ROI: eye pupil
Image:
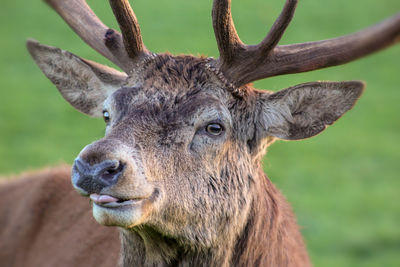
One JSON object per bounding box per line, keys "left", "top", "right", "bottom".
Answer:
{"left": 206, "top": 123, "right": 223, "bottom": 136}
{"left": 103, "top": 111, "right": 110, "bottom": 123}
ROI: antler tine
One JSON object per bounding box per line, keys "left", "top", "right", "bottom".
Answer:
{"left": 109, "top": 0, "right": 149, "bottom": 60}
{"left": 44, "top": 0, "right": 133, "bottom": 72}
{"left": 212, "top": 0, "right": 244, "bottom": 65}
{"left": 257, "top": 0, "right": 298, "bottom": 55}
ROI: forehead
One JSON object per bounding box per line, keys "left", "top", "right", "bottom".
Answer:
{"left": 138, "top": 54, "right": 216, "bottom": 92}
{"left": 110, "top": 54, "right": 233, "bottom": 113}
{"left": 105, "top": 55, "right": 240, "bottom": 126}
{"left": 111, "top": 86, "right": 228, "bottom": 120}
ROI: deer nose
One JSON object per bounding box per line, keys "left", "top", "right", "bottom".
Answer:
{"left": 72, "top": 158, "right": 125, "bottom": 194}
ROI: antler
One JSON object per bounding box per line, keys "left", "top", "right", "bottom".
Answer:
{"left": 212, "top": 0, "right": 400, "bottom": 87}
{"left": 44, "top": 0, "right": 151, "bottom": 72}
{"left": 108, "top": 0, "right": 148, "bottom": 59}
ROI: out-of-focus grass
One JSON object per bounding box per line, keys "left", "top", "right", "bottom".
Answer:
{"left": 0, "top": 0, "right": 399, "bottom": 266}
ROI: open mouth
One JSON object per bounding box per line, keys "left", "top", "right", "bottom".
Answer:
{"left": 89, "top": 190, "right": 159, "bottom": 227}
{"left": 90, "top": 193, "right": 144, "bottom": 208}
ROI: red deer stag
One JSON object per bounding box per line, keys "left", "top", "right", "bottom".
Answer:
{"left": 1, "top": 0, "right": 399, "bottom": 266}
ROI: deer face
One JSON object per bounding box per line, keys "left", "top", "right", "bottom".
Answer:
{"left": 28, "top": 41, "right": 364, "bottom": 246}
{"left": 71, "top": 56, "right": 252, "bottom": 243}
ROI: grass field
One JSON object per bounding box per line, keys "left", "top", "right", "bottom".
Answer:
{"left": 1, "top": 0, "right": 399, "bottom": 266}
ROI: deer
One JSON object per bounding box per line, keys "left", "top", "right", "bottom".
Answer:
{"left": 0, "top": 0, "right": 399, "bottom": 266}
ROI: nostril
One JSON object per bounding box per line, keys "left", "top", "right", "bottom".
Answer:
{"left": 99, "top": 161, "right": 125, "bottom": 184}
{"left": 104, "top": 169, "right": 116, "bottom": 175}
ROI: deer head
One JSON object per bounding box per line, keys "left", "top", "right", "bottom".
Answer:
{"left": 27, "top": 0, "right": 400, "bottom": 265}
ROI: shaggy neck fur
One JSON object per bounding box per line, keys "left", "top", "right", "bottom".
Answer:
{"left": 118, "top": 167, "right": 310, "bottom": 267}
{"left": 120, "top": 229, "right": 228, "bottom": 266}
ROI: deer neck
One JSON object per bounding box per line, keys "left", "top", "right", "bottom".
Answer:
{"left": 119, "top": 227, "right": 232, "bottom": 267}
{"left": 118, "top": 170, "right": 310, "bottom": 267}
{"left": 119, "top": 227, "right": 179, "bottom": 267}
{"left": 230, "top": 170, "right": 311, "bottom": 266}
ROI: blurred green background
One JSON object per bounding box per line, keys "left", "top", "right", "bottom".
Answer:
{"left": 0, "top": 0, "right": 399, "bottom": 266}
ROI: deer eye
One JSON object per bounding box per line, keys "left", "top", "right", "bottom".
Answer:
{"left": 103, "top": 110, "right": 110, "bottom": 123}
{"left": 206, "top": 123, "right": 223, "bottom": 136}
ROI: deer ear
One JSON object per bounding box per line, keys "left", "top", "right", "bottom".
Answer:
{"left": 27, "top": 40, "right": 128, "bottom": 117}
{"left": 257, "top": 81, "right": 365, "bottom": 140}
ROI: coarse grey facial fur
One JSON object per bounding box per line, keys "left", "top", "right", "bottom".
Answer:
{"left": 25, "top": 0, "right": 400, "bottom": 266}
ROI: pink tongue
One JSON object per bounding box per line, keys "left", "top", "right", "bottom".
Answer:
{"left": 90, "top": 193, "right": 119, "bottom": 203}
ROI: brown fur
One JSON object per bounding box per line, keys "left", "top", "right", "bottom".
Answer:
{"left": 231, "top": 169, "right": 310, "bottom": 266}
{"left": 0, "top": 166, "right": 120, "bottom": 267}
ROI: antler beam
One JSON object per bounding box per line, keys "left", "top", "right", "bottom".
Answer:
{"left": 212, "top": 0, "right": 400, "bottom": 87}
{"left": 44, "top": 0, "right": 133, "bottom": 71}
{"left": 44, "top": 0, "right": 151, "bottom": 72}
{"left": 270, "top": 14, "right": 400, "bottom": 78}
